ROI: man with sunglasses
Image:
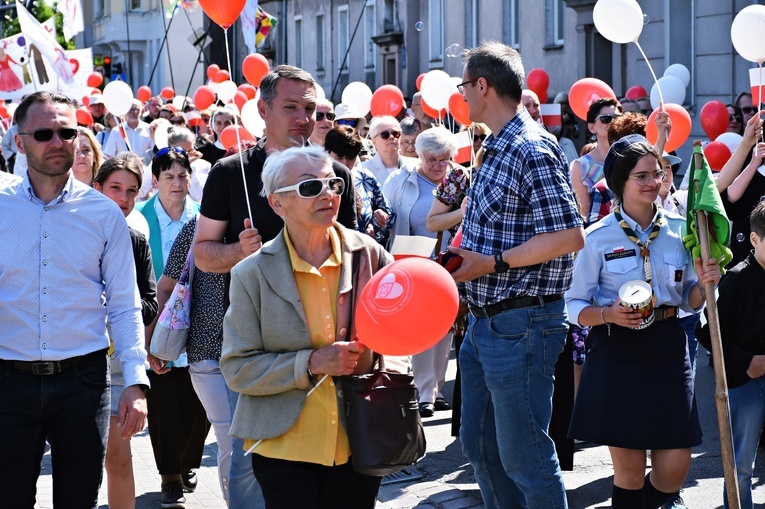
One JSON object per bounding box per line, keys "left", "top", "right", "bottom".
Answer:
{"left": 0, "top": 92, "right": 150, "bottom": 506}
{"left": 449, "top": 42, "right": 584, "bottom": 509}
{"left": 194, "top": 65, "right": 357, "bottom": 509}
{"left": 103, "top": 98, "right": 153, "bottom": 157}
{"left": 308, "top": 99, "right": 335, "bottom": 147}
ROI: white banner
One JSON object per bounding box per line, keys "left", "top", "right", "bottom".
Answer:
{"left": 16, "top": 1, "right": 74, "bottom": 83}
{"left": 56, "top": 0, "right": 85, "bottom": 42}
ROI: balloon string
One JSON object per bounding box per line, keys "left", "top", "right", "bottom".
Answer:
{"left": 759, "top": 63, "right": 763, "bottom": 144}
{"left": 118, "top": 118, "right": 133, "bottom": 153}
{"left": 635, "top": 41, "right": 664, "bottom": 110}
{"left": 243, "top": 374, "right": 328, "bottom": 456}
{"left": 223, "top": 27, "right": 254, "bottom": 226}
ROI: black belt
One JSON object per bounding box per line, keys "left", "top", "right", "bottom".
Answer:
{"left": 653, "top": 306, "right": 678, "bottom": 322}
{"left": 469, "top": 294, "right": 563, "bottom": 319}
{"left": 0, "top": 348, "right": 108, "bottom": 376}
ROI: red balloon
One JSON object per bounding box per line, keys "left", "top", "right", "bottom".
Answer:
{"left": 699, "top": 100, "right": 730, "bottom": 141}
{"left": 538, "top": 90, "right": 548, "bottom": 104}
{"left": 420, "top": 98, "right": 443, "bottom": 120}
{"left": 219, "top": 124, "right": 255, "bottom": 150}
{"left": 161, "top": 87, "right": 175, "bottom": 100}
{"left": 81, "top": 95, "right": 90, "bottom": 106}
{"left": 197, "top": 0, "right": 246, "bottom": 29}
{"left": 448, "top": 92, "right": 471, "bottom": 126}
{"left": 704, "top": 141, "right": 732, "bottom": 171}
{"left": 242, "top": 53, "right": 270, "bottom": 87}
{"left": 207, "top": 64, "right": 220, "bottom": 80}
{"left": 193, "top": 85, "right": 216, "bottom": 111}
{"left": 416, "top": 73, "right": 426, "bottom": 91}
{"left": 238, "top": 83, "right": 257, "bottom": 100}
{"left": 86, "top": 72, "right": 103, "bottom": 88}
{"left": 645, "top": 104, "right": 692, "bottom": 153}
{"left": 355, "top": 258, "right": 459, "bottom": 356}
{"left": 526, "top": 68, "right": 550, "bottom": 98}
{"left": 0, "top": 106, "right": 8, "bottom": 118}
{"left": 76, "top": 107, "right": 94, "bottom": 126}
{"left": 569, "top": 78, "right": 617, "bottom": 121}
{"left": 137, "top": 85, "right": 152, "bottom": 103}
{"left": 625, "top": 85, "right": 648, "bottom": 101}
{"left": 370, "top": 85, "right": 405, "bottom": 117}
{"left": 91, "top": 88, "right": 102, "bottom": 96}
{"left": 233, "top": 91, "right": 248, "bottom": 112}
{"left": 213, "top": 70, "right": 230, "bottom": 83}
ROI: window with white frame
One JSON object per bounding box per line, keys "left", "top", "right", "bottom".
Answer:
{"left": 467, "top": 0, "right": 479, "bottom": 49}
{"left": 338, "top": 5, "right": 350, "bottom": 73}
{"left": 294, "top": 17, "right": 303, "bottom": 69}
{"left": 428, "top": 0, "right": 443, "bottom": 63}
{"left": 316, "top": 14, "right": 325, "bottom": 71}
{"left": 504, "top": 0, "right": 519, "bottom": 48}
{"left": 129, "top": 0, "right": 142, "bottom": 12}
{"left": 545, "top": 0, "right": 564, "bottom": 47}
{"left": 94, "top": 0, "right": 104, "bottom": 17}
{"left": 365, "top": 2, "right": 376, "bottom": 70}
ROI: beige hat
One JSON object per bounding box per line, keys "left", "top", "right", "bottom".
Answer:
{"left": 334, "top": 103, "right": 367, "bottom": 129}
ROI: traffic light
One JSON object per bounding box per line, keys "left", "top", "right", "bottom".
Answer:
{"left": 103, "top": 56, "right": 111, "bottom": 77}
{"left": 114, "top": 62, "right": 123, "bottom": 75}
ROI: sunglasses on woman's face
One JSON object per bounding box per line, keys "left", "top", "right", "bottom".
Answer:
{"left": 741, "top": 106, "right": 758, "bottom": 115}
{"left": 375, "top": 130, "right": 401, "bottom": 140}
{"left": 273, "top": 177, "right": 345, "bottom": 198}
{"left": 596, "top": 114, "right": 621, "bottom": 124}
{"left": 473, "top": 134, "right": 487, "bottom": 143}
{"left": 336, "top": 119, "right": 358, "bottom": 127}
{"left": 729, "top": 115, "right": 743, "bottom": 123}
{"left": 316, "top": 112, "right": 336, "bottom": 122}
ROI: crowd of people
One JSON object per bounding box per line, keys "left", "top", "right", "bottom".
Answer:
{"left": 2, "top": 39, "right": 765, "bottom": 509}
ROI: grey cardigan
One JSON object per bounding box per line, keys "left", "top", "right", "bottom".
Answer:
{"left": 220, "top": 224, "right": 393, "bottom": 441}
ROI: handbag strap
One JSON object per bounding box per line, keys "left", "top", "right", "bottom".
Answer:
{"left": 179, "top": 215, "right": 200, "bottom": 286}
{"left": 350, "top": 249, "right": 385, "bottom": 372}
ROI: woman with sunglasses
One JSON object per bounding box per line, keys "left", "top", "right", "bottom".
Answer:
{"left": 308, "top": 99, "right": 336, "bottom": 147}
{"left": 220, "top": 145, "right": 393, "bottom": 509}
{"left": 383, "top": 126, "right": 457, "bottom": 417}
{"left": 138, "top": 146, "right": 210, "bottom": 508}
{"left": 569, "top": 98, "right": 622, "bottom": 226}
{"left": 93, "top": 153, "right": 158, "bottom": 509}
{"left": 565, "top": 134, "right": 721, "bottom": 508}
{"left": 362, "top": 115, "right": 417, "bottom": 187}
{"left": 727, "top": 104, "right": 745, "bottom": 135}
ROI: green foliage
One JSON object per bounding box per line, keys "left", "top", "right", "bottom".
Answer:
{"left": 1, "top": 0, "right": 75, "bottom": 49}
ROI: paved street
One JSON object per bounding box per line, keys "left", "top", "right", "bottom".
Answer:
{"left": 34, "top": 348, "right": 765, "bottom": 508}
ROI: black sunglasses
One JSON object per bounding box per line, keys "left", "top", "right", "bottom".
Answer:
{"left": 273, "top": 177, "right": 345, "bottom": 198}
{"left": 596, "top": 114, "right": 621, "bottom": 124}
{"left": 155, "top": 146, "right": 187, "bottom": 158}
{"left": 316, "top": 112, "right": 336, "bottom": 122}
{"left": 336, "top": 118, "right": 358, "bottom": 127}
{"left": 741, "top": 106, "right": 758, "bottom": 115}
{"left": 376, "top": 130, "right": 401, "bottom": 140}
{"left": 18, "top": 128, "right": 79, "bottom": 142}
{"left": 473, "top": 134, "right": 487, "bottom": 143}
{"left": 729, "top": 114, "right": 743, "bottom": 123}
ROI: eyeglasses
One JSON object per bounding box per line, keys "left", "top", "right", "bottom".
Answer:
{"left": 742, "top": 106, "right": 758, "bottom": 115}
{"left": 375, "top": 130, "right": 401, "bottom": 140}
{"left": 729, "top": 115, "right": 743, "bottom": 123}
{"left": 628, "top": 170, "right": 667, "bottom": 187}
{"left": 457, "top": 77, "right": 480, "bottom": 93}
{"left": 18, "top": 128, "right": 79, "bottom": 142}
{"left": 336, "top": 118, "right": 358, "bottom": 127}
{"left": 273, "top": 177, "right": 345, "bottom": 198}
{"left": 400, "top": 140, "right": 416, "bottom": 147}
{"left": 473, "top": 134, "right": 487, "bottom": 143}
{"left": 155, "top": 146, "right": 187, "bottom": 158}
{"left": 596, "top": 114, "right": 621, "bottom": 124}
{"left": 316, "top": 112, "right": 336, "bottom": 122}
{"left": 424, "top": 156, "right": 451, "bottom": 167}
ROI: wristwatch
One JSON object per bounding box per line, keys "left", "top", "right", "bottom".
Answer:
{"left": 494, "top": 252, "right": 510, "bottom": 273}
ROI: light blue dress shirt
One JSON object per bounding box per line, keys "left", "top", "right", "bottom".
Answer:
{"left": 565, "top": 207, "right": 700, "bottom": 327}
{"left": 0, "top": 173, "right": 149, "bottom": 388}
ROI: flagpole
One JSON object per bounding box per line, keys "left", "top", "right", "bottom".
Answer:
{"left": 692, "top": 140, "right": 740, "bottom": 509}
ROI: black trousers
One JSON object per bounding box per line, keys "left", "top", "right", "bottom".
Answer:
{"left": 251, "top": 454, "right": 382, "bottom": 509}
{"left": 146, "top": 367, "right": 210, "bottom": 474}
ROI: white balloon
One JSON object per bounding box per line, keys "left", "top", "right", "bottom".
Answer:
{"left": 663, "top": 63, "right": 690, "bottom": 88}
{"left": 341, "top": 82, "right": 373, "bottom": 117}
{"left": 593, "top": 0, "right": 644, "bottom": 44}
{"left": 102, "top": 81, "right": 134, "bottom": 116}
{"left": 217, "top": 80, "right": 238, "bottom": 103}
{"left": 650, "top": 75, "right": 686, "bottom": 109}
{"left": 241, "top": 99, "right": 265, "bottom": 138}
{"left": 315, "top": 83, "right": 326, "bottom": 101}
{"left": 731, "top": 5, "right": 765, "bottom": 63}
{"left": 715, "top": 132, "right": 743, "bottom": 155}
{"left": 420, "top": 70, "right": 457, "bottom": 111}
{"left": 154, "top": 124, "right": 170, "bottom": 149}
{"left": 172, "top": 95, "right": 191, "bottom": 111}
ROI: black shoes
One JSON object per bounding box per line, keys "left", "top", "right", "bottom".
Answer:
{"left": 418, "top": 402, "right": 435, "bottom": 417}
{"left": 434, "top": 396, "right": 452, "bottom": 411}
{"left": 160, "top": 480, "right": 186, "bottom": 508}
{"left": 181, "top": 469, "right": 197, "bottom": 492}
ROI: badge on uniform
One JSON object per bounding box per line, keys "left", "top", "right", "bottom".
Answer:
{"left": 604, "top": 248, "right": 637, "bottom": 262}
{"left": 674, "top": 269, "right": 683, "bottom": 283}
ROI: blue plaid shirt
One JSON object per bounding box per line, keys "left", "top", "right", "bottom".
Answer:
{"left": 461, "top": 108, "right": 583, "bottom": 307}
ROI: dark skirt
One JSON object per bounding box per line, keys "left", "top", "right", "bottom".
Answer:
{"left": 568, "top": 318, "right": 701, "bottom": 450}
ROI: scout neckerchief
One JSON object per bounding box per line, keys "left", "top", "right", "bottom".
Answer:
{"left": 612, "top": 204, "right": 663, "bottom": 285}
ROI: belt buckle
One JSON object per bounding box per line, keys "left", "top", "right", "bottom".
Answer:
{"left": 31, "top": 362, "right": 57, "bottom": 375}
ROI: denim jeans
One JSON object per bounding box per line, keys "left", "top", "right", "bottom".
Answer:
{"left": 190, "top": 360, "right": 233, "bottom": 504}
{"left": 724, "top": 377, "right": 765, "bottom": 509}
{"left": 0, "top": 355, "right": 110, "bottom": 508}
{"left": 460, "top": 298, "right": 569, "bottom": 509}
{"left": 226, "top": 383, "right": 265, "bottom": 509}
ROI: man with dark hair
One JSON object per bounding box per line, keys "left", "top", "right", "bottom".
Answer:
{"left": 193, "top": 65, "right": 357, "bottom": 509}
{"left": 449, "top": 42, "right": 584, "bottom": 509}
{"left": 0, "top": 91, "right": 149, "bottom": 507}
